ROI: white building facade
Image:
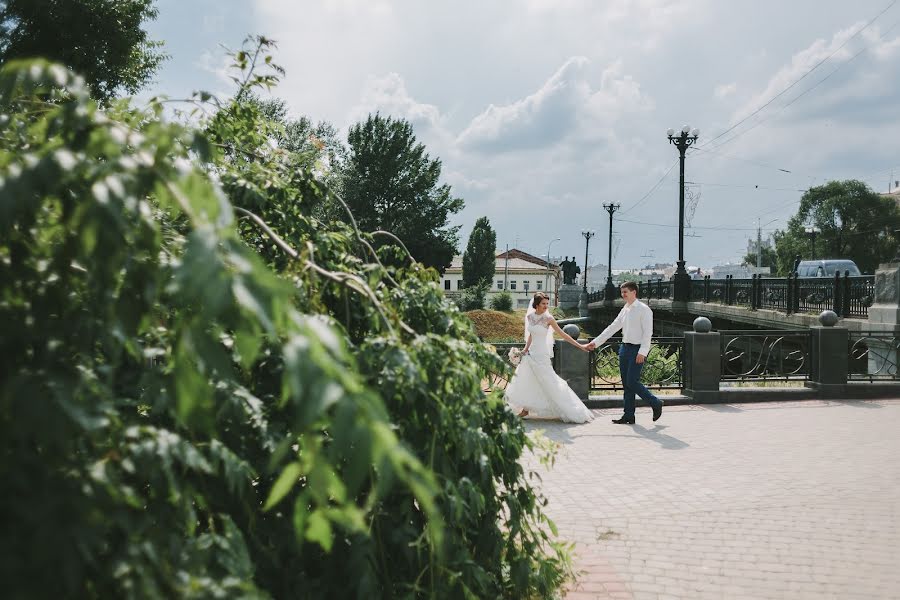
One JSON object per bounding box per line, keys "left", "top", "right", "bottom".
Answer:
{"left": 441, "top": 249, "right": 561, "bottom": 308}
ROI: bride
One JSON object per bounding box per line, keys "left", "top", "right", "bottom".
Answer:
{"left": 505, "top": 292, "right": 595, "bottom": 423}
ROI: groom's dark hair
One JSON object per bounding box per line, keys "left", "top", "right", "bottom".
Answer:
{"left": 620, "top": 281, "right": 638, "bottom": 293}
{"left": 531, "top": 292, "right": 549, "bottom": 308}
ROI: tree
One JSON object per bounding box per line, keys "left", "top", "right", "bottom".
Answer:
{"left": 0, "top": 51, "right": 572, "bottom": 598}
{"left": 0, "top": 0, "right": 166, "bottom": 103}
{"left": 773, "top": 180, "right": 900, "bottom": 275}
{"left": 341, "top": 114, "right": 464, "bottom": 272}
{"left": 462, "top": 216, "right": 496, "bottom": 288}
{"left": 455, "top": 280, "right": 490, "bottom": 311}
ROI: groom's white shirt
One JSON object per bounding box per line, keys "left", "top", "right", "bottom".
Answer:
{"left": 590, "top": 299, "right": 653, "bottom": 357}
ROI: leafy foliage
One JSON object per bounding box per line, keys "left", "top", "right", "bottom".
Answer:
{"left": 455, "top": 280, "right": 490, "bottom": 312}
{"left": 462, "top": 216, "right": 497, "bottom": 288}
{"left": 595, "top": 344, "right": 680, "bottom": 386}
{"left": 0, "top": 0, "right": 166, "bottom": 103}
{"left": 341, "top": 114, "right": 464, "bottom": 273}
{"left": 772, "top": 180, "right": 900, "bottom": 274}
{"left": 0, "top": 47, "right": 571, "bottom": 599}
{"left": 490, "top": 290, "right": 514, "bottom": 312}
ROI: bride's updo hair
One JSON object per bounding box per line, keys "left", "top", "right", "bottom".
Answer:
{"left": 531, "top": 292, "right": 549, "bottom": 309}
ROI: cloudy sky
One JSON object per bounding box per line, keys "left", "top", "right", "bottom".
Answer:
{"left": 147, "top": 0, "right": 900, "bottom": 269}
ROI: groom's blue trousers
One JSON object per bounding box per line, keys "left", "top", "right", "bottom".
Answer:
{"left": 618, "top": 343, "right": 662, "bottom": 419}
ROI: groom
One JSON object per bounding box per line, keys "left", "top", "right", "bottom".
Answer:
{"left": 584, "top": 281, "right": 663, "bottom": 424}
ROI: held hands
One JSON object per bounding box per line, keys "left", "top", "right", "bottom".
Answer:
{"left": 583, "top": 341, "right": 596, "bottom": 351}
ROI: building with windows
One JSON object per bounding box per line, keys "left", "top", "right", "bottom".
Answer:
{"left": 441, "top": 248, "right": 561, "bottom": 308}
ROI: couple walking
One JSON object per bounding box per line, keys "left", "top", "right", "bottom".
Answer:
{"left": 505, "top": 282, "right": 663, "bottom": 425}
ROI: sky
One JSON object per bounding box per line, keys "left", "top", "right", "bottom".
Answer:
{"left": 145, "top": 0, "right": 900, "bottom": 269}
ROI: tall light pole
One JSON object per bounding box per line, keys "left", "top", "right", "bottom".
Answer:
{"left": 805, "top": 226, "right": 819, "bottom": 260}
{"left": 667, "top": 124, "right": 700, "bottom": 301}
{"left": 545, "top": 237, "right": 560, "bottom": 298}
{"left": 603, "top": 203, "right": 620, "bottom": 301}
{"left": 580, "top": 230, "right": 596, "bottom": 292}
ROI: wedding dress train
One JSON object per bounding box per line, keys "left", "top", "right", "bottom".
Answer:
{"left": 505, "top": 311, "right": 594, "bottom": 424}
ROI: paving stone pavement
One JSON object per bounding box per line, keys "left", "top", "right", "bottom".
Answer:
{"left": 521, "top": 399, "right": 900, "bottom": 600}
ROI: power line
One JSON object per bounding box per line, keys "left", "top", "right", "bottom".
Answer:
{"left": 617, "top": 217, "right": 776, "bottom": 231}
{"left": 620, "top": 160, "right": 678, "bottom": 215}
{"left": 697, "top": 0, "right": 896, "bottom": 151}
{"left": 709, "top": 16, "right": 900, "bottom": 151}
{"left": 684, "top": 180, "right": 807, "bottom": 192}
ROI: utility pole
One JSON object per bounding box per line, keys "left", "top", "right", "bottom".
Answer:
{"left": 757, "top": 218, "right": 762, "bottom": 268}
{"left": 503, "top": 243, "right": 509, "bottom": 290}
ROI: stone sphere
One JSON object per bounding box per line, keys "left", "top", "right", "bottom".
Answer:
{"left": 693, "top": 316, "right": 712, "bottom": 333}
{"left": 563, "top": 324, "right": 581, "bottom": 338}
{"left": 818, "top": 310, "right": 839, "bottom": 327}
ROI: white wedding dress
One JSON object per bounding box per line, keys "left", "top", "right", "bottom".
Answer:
{"left": 505, "top": 310, "right": 594, "bottom": 423}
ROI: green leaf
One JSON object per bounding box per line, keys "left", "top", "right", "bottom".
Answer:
{"left": 305, "top": 510, "right": 333, "bottom": 552}
{"left": 263, "top": 461, "right": 302, "bottom": 511}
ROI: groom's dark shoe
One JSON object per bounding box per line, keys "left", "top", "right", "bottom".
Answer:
{"left": 612, "top": 416, "right": 635, "bottom": 424}
{"left": 652, "top": 400, "right": 663, "bottom": 422}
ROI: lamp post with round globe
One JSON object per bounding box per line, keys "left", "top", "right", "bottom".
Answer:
{"left": 667, "top": 125, "right": 700, "bottom": 301}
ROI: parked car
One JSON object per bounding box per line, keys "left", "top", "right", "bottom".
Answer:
{"left": 796, "top": 259, "right": 861, "bottom": 277}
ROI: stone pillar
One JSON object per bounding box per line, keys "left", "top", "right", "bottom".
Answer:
{"left": 808, "top": 310, "right": 848, "bottom": 396}
{"left": 555, "top": 325, "right": 590, "bottom": 400}
{"left": 683, "top": 317, "right": 720, "bottom": 402}
{"left": 578, "top": 289, "right": 589, "bottom": 317}
{"left": 557, "top": 283, "right": 582, "bottom": 310}
{"left": 866, "top": 261, "right": 900, "bottom": 375}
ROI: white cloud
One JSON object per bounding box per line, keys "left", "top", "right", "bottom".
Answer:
{"left": 347, "top": 72, "right": 442, "bottom": 130}
{"left": 456, "top": 57, "right": 652, "bottom": 152}
{"left": 714, "top": 82, "right": 737, "bottom": 99}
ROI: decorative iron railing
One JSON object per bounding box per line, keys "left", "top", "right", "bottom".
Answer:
{"left": 720, "top": 329, "right": 810, "bottom": 381}
{"left": 583, "top": 273, "right": 877, "bottom": 318}
{"left": 848, "top": 332, "right": 900, "bottom": 381}
{"left": 589, "top": 336, "right": 684, "bottom": 391}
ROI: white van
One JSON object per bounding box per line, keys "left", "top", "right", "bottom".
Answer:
{"left": 796, "top": 259, "right": 861, "bottom": 277}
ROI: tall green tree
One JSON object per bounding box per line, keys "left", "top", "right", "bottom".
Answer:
{"left": 773, "top": 180, "right": 900, "bottom": 274}
{"left": 0, "top": 0, "right": 166, "bottom": 102}
{"left": 462, "top": 216, "right": 497, "bottom": 288}
{"left": 341, "top": 114, "right": 464, "bottom": 272}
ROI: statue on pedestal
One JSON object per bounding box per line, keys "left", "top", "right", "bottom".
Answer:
{"left": 560, "top": 256, "right": 581, "bottom": 286}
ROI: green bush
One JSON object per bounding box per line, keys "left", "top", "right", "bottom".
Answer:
{"left": 455, "top": 279, "right": 489, "bottom": 311}
{"left": 0, "top": 53, "right": 571, "bottom": 599}
{"left": 490, "top": 290, "right": 513, "bottom": 311}
{"left": 594, "top": 343, "right": 681, "bottom": 386}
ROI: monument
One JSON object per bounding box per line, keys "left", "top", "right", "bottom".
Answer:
{"left": 558, "top": 256, "right": 582, "bottom": 310}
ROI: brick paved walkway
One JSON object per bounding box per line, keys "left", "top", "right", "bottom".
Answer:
{"left": 521, "top": 399, "right": 900, "bottom": 599}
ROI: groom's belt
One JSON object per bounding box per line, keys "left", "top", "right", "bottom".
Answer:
{"left": 621, "top": 342, "right": 641, "bottom": 347}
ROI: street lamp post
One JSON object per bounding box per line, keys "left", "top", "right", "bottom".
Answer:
{"left": 581, "top": 230, "right": 596, "bottom": 292}
{"left": 578, "top": 230, "right": 596, "bottom": 317}
{"left": 603, "top": 203, "right": 620, "bottom": 301}
{"left": 805, "top": 226, "right": 819, "bottom": 260}
{"left": 545, "top": 237, "right": 560, "bottom": 300}
{"left": 667, "top": 125, "right": 700, "bottom": 301}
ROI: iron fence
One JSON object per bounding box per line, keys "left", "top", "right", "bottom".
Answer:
{"left": 848, "top": 332, "right": 900, "bottom": 381}
{"left": 589, "top": 336, "right": 684, "bottom": 391}
{"left": 720, "top": 329, "right": 810, "bottom": 382}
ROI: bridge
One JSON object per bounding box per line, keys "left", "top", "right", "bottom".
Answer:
{"left": 491, "top": 265, "right": 900, "bottom": 403}
{"left": 586, "top": 272, "right": 877, "bottom": 332}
